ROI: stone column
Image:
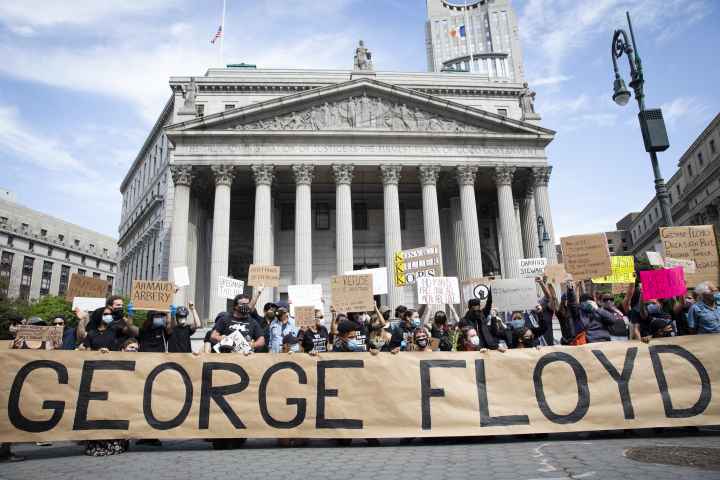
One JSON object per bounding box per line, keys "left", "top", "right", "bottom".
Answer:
{"left": 450, "top": 197, "right": 467, "bottom": 282}
{"left": 209, "top": 165, "right": 235, "bottom": 317}
{"left": 520, "top": 186, "right": 541, "bottom": 259}
{"left": 495, "top": 166, "right": 521, "bottom": 278}
{"left": 533, "top": 166, "right": 558, "bottom": 263}
{"left": 169, "top": 165, "right": 193, "bottom": 307}
{"left": 381, "top": 165, "right": 403, "bottom": 310}
{"left": 293, "top": 165, "right": 314, "bottom": 285}
{"left": 251, "top": 164, "right": 275, "bottom": 309}
{"left": 419, "top": 166, "right": 443, "bottom": 268}
{"left": 514, "top": 199, "right": 524, "bottom": 260}
{"left": 333, "top": 164, "right": 355, "bottom": 275}
{"left": 456, "top": 166, "right": 483, "bottom": 278}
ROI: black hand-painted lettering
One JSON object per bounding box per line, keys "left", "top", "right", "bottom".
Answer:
{"left": 8, "top": 360, "right": 68, "bottom": 433}
{"left": 533, "top": 352, "right": 590, "bottom": 424}
{"left": 475, "top": 359, "right": 529, "bottom": 427}
{"left": 73, "top": 360, "right": 136, "bottom": 430}
{"left": 592, "top": 347, "right": 637, "bottom": 420}
{"left": 316, "top": 360, "right": 363, "bottom": 429}
{"left": 199, "top": 362, "right": 249, "bottom": 429}
{"left": 143, "top": 362, "right": 193, "bottom": 430}
{"left": 649, "top": 344, "right": 711, "bottom": 418}
{"left": 259, "top": 362, "right": 307, "bottom": 429}
{"left": 420, "top": 359, "right": 466, "bottom": 430}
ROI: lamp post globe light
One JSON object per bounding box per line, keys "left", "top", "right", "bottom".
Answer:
{"left": 611, "top": 11, "right": 674, "bottom": 227}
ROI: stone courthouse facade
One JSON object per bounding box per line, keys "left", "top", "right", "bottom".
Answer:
{"left": 118, "top": 5, "right": 558, "bottom": 319}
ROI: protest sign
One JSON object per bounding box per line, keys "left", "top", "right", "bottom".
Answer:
{"left": 417, "top": 277, "right": 460, "bottom": 305}
{"left": 331, "top": 274, "right": 374, "bottom": 312}
{"left": 64, "top": 274, "right": 109, "bottom": 302}
{"left": 345, "top": 267, "right": 388, "bottom": 295}
{"left": 461, "top": 277, "right": 493, "bottom": 306}
{"left": 173, "top": 266, "right": 190, "bottom": 287}
{"left": 560, "top": 233, "right": 612, "bottom": 280}
{"left": 2, "top": 336, "right": 717, "bottom": 442}
{"left": 646, "top": 251, "right": 664, "bottom": 266}
{"left": 663, "top": 257, "right": 697, "bottom": 274}
{"left": 490, "top": 278, "right": 537, "bottom": 312}
{"left": 248, "top": 265, "right": 280, "bottom": 288}
{"left": 640, "top": 267, "right": 687, "bottom": 301}
{"left": 660, "top": 225, "right": 720, "bottom": 286}
{"left": 217, "top": 277, "right": 244, "bottom": 300}
{"left": 591, "top": 256, "right": 636, "bottom": 284}
{"left": 130, "top": 280, "right": 174, "bottom": 311}
{"left": 288, "top": 284, "right": 323, "bottom": 310}
{"left": 294, "top": 306, "right": 316, "bottom": 328}
{"left": 518, "top": 258, "right": 548, "bottom": 279}
{"left": 394, "top": 246, "right": 441, "bottom": 286}
{"left": 14, "top": 326, "right": 63, "bottom": 349}
{"left": 611, "top": 284, "right": 632, "bottom": 295}
{"left": 71, "top": 297, "right": 106, "bottom": 313}
{"left": 544, "top": 263, "right": 571, "bottom": 284}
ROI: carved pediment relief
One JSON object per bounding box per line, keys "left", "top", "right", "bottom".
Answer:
{"left": 231, "top": 95, "right": 493, "bottom": 133}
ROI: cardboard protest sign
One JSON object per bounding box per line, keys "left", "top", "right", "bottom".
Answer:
{"left": 560, "top": 233, "right": 612, "bottom": 280}
{"left": 544, "top": 263, "right": 571, "bottom": 284}
{"left": 288, "top": 284, "right": 323, "bottom": 309}
{"left": 591, "top": 256, "right": 636, "bottom": 284}
{"left": 217, "top": 277, "right": 244, "bottom": 300}
{"left": 331, "top": 274, "right": 374, "bottom": 312}
{"left": 646, "top": 251, "right": 664, "bottom": 266}
{"left": 490, "top": 278, "right": 538, "bottom": 312}
{"left": 131, "top": 280, "right": 174, "bottom": 311}
{"left": 14, "top": 326, "right": 63, "bottom": 349}
{"left": 247, "top": 265, "right": 280, "bottom": 288}
{"left": 640, "top": 267, "right": 687, "bottom": 301}
{"left": 71, "top": 297, "right": 106, "bottom": 313}
{"left": 64, "top": 274, "right": 109, "bottom": 302}
{"left": 2, "top": 336, "right": 718, "bottom": 442}
{"left": 663, "top": 257, "right": 697, "bottom": 274}
{"left": 660, "top": 225, "right": 720, "bottom": 286}
{"left": 417, "top": 277, "right": 460, "bottom": 305}
{"left": 345, "top": 267, "right": 388, "bottom": 295}
{"left": 294, "top": 306, "right": 316, "bottom": 328}
{"left": 394, "top": 246, "right": 441, "bottom": 286}
{"left": 518, "top": 258, "right": 548, "bottom": 279}
{"left": 173, "top": 266, "right": 191, "bottom": 287}
{"left": 461, "top": 277, "right": 493, "bottom": 306}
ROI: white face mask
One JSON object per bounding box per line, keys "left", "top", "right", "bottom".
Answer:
{"left": 318, "top": 318, "right": 327, "bottom": 327}
{"left": 177, "top": 316, "right": 187, "bottom": 325}
{"left": 360, "top": 314, "right": 370, "bottom": 323}
{"left": 470, "top": 336, "right": 480, "bottom": 346}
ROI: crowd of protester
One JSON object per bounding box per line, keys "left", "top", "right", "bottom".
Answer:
{"left": 2, "top": 277, "right": 719, "bottom": 460}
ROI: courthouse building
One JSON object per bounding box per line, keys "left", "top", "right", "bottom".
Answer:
{"left": 0, "top": 195, "right": 118, "bottom": 300}
{"left": 118, "top": 1, "right": 558, "bottom": 319}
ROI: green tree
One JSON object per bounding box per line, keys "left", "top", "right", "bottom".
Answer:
{"left": 28, "top": 296, "right": 77, "bottom": 326}
{"left": 0, "top": 297, "right": 31, "bottom": 340}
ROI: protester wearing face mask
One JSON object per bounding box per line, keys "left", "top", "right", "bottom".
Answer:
{"left": 649, "top": 317, "right": 677, "bottom": 339}
{"left": 687, "top": 282, "right": 720, "bottom": 334}
{"left": 348, "top": 311, "right": 371, "bottom": 351}
{"left": 80, "top": 307, "right": 124, "bottom": 351}
{"left": 413, "top": 328, "right": 433, "bottom": 352}
{"left": 598, "top": 294, "right": 630, "bottom": 341}
{"left": 102, "top": 295, "right": 139, "bottom": 341}
{"left": 671, "top": 294, "right": 695, "bottom": 336}
{"left": 577, "top": 293, "right": 616, "bottom": 343}
{"left": 389, "top": 309, "right": 422, "bottom": 353}
{"left": 430, "top": 310, "right": 460, "bottom": 352}
{"left": 269, "top": 308, "right": 296, "bottom": 353}
{"left": 458, "top": 290, "right": 506, "bottom": 352}
{"left": 256, "top": 302, "right": 278, "bottom": 353}
{"left": 300, "top": 309, "right": 330, "bottom": 355}
{"left": 281, "top": 333, "right": 301, "bottom": 353}
{"left": 210, "top": 294, "right": 266, "bottom": 353}
{"left": 332, "top": 319, "right": 363, "bottom": 352}
{"left": 367, "top": 305, "right": 392, "bottom": 352}
{"left": 139, "top": 311, "right": 172, "bottom": 353}
{"left": 167, "top": 304, "right": 201, "bottom": 353}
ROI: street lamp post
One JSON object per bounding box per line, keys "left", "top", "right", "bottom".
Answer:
{"left": 611, "top": 11, "right": 673, "bottom": 227}
{"left": 537, "top": 216, "right": 550, "bottom": 258}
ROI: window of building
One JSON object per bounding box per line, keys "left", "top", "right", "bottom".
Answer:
{"left": 106, "top": 276, "right": 114, "bottom": 296}
{"left": 315, "top": 203, "right": 330, "bottom": 230}
{"left": 81, "top": 255, "right": 86, "bottom": 265}
{"left": 698, "top": 152, "right": 704, "bottom": 166}
{"left": 497, "top": 108, "right": 507, "bottom": 116}
{"left": 92, "top": 272, "right": 101, "bottom": 279}
{"left": 103, "top": 248, "right": 108, "bottom": 255}
{"left": 196, "top": 104, "right": 205, "bottom": 117}
{"left": 609, "top": 247, "right": 615, "bottom": 253}
{"left": 47, "top": 247, "right": 53, "bottom": 257}
{"left": 40, "top": 229, "right": 47, "bottom": 237}
{"left": 0, "top": 216, "right": 7, "bottom": 225}
{"left": 0, "top": 251, "right": 14, "bottom": 297}
{"left": 353, "top": 203, "right": 368, "bottom": 231}
{"left": 77, "top": 269, "right": 86, "bottom": 276}
{"left": 676, "top": 185, "right": 681, "bottom": 196}
{"left": 19, "top": 256, "right": 34, "bottom": 301}
{"left": 74, "top": 239, "right": 80, "bottom": 247}
{"left": 688, "top": 164, "right": 693, "bottom": 177}
{"left": 58, "top": 234, "right": 64, "bottom": 242}
{"left": 608, "top": 239, "right": 614, "bottom": 245}
{"left": 6, "top": 236, "right": 12, "bottom": 247}
{"left": 711, "top": 139, "right": 717, "bottom": 155}
{"left": 280, "top": 204, "right": 295, "bottom": 231}
{"left": 40, "top": 261, "right": 53, "bottom": 296}
{"left": 225, "top": 104, "right": 235, "bottom": 110}
{"left": 28, "top": 241, "right": 34, "bottom": 252}
{"left": 96, "top": 259, "right": 100, "bottom": 268}
{"left": 65, "top": 251, "right": 70, "bottom": 260}
{"left": 21, "top": 223, "right": 28, "bottom": 231}
{"left": 89, "top": 243, "right": 95, "bottom": 250}
{"left": 58, "top": 265, "right": 70, "bottom": 297}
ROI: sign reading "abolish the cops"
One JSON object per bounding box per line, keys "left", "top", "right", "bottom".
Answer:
{"left": 0, "top": 336, "right": 717, "bottom": 442}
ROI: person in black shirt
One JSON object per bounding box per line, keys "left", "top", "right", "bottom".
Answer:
{"left": 168, "top": 304, "right": 201, "bottom": 353}
{"left": 81, "top": 308, "right": 125, "bottom": 352}
{"left": 389, "top": 309, "right": 422, "bottom": 352}
{"left": 300, "top": 309, "right": 330, "bottom": 354}
{"left": 211, "top": 294, "right": 266, "bottom": 353}
{"left": 332, "top": 319, "right": 362, "bottom": 352}
{"left": 254, "top": 301, "right": 277, "bottom": 353}
{"left": 139, "top": 311, "right": 171, "bottom": 353}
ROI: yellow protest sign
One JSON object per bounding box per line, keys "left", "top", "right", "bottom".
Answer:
{"left": 591, "top": 256, "right": 636, "bottom": 284}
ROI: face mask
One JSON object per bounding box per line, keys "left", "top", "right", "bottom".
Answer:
{"left": 360, "top": 314, "right": 370, "bottom": 323}
{"left": 318, "top": 318, "right": 327, "bottom": 327}
{"left": 266, "top": 311, "right": 276, "bottom": 320}
{"left": 412, "top": 317, "right": 421, "bottom": 328}
{"left": 290, "top": 344, "right": 300, "bottom": 353}
{"left": 511, "top": 318, "right": 524, "bottom": 329}
{"left": 646, "top": 304, "right": 661, "bottom": 316}
{"left": 346, "top": 339, "right": 361, "bottom": 351}
{"left": 236, "top": 304, "right": 250, "bottom": 316}
{"left": 177, "top": 316, "right": 187, "bottom": 325}
{"left": 416, "top": 338, "right": 429, "bottom": 348}
{"left": 152, "top": 316, "right": 165, "bottom": 328}
{"left": 470, "top": 336, "right": 480, "bottom": 346}
{"left": 102, "top": 315, "right": 114, "bottom": 325}
{"left": 112, "top": 308, "right": 123, "bottom": 320}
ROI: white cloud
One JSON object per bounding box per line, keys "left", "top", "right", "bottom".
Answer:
{"left": 529, "top": 74, "right": 572, "bottom": 87}
{"left": 660, "top": 96, "right": 708, "bottom": 125}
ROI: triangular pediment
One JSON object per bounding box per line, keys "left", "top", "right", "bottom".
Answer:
{"left": 166, "top": 77, "right": 554, "bottom": 139}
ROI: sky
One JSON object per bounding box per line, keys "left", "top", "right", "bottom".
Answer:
{"left": 0, "top": 0, "right": 718, "bottom": 240}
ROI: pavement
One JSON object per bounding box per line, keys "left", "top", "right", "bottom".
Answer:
{"left": 2, "top": 428, "right": 720, "bottom": 480}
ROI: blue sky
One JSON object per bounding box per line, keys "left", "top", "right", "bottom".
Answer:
{"left": 0, "top": 0, "right": 718, "bottom": 240}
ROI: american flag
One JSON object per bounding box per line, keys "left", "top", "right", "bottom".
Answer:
{"left": 210, "top": 25, "right": 223, "bottom": 44}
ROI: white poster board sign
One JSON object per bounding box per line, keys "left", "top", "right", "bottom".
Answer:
{"left": 490, "top": 278, "right": 538, "bottom": 312}
{"left": 518, "top": 258, "right": 548, "bottom": 279}
{"left": 288, "top": 284, "right": 323, "bottom": 310}
{"left": 344, "top": 267, "right": 388, "bottom": 295}
{"left": 217, "top": 276, "right": 244, "bottom": 300}
{"left": 173, "top": 266, "right": 191, "bottom": 287}
{"left": 664, "top": 257, "right": 697, "bottom": 274}
{"left": 646, "top": 251, "right": 664, "bottom": 266}
{"left": 417, "top": 277, "right": 460, "bottom": 305}
{"left": 72, "top": 297, "right": 107, "bottom": 312}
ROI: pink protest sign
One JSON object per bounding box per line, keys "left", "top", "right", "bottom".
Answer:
{"left": 640, "top": 267, "right": 687, "bottom": 301}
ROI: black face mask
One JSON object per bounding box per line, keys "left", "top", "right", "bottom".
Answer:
{"left": 235, "top": 304, "right": 250, "bottom": 317}
{"left": 111, "top": 308, "right": 124, "bottom": 320}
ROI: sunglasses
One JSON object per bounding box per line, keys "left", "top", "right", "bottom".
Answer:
{"left": 53, "top": 322, "right": 64, "bottom": 326}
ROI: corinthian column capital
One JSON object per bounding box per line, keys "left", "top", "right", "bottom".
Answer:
{"left": 211, "top": 165, "right": 235, "bottom": 187}
{"left": 532, "top": 166, "right": 553, "bottom": 187}
{"left": 380, "top": 165, "right": 402, "bottom": 186}
{"left": 332, "top": 164, "right": 355, "bottom": 185}
{"left": 251, "top": 164, "right": 275, "bottom": 186}
{"left": 456, "top": 165, "right": 478, "bottom": 187}
{"left": 493, "top": 166, "right": 516, "bottom": 186}
{"left": 418, "top": 165, "right": 441, "bottom": 186}
{"left": 292, "top": 164, "right": 315, "bottom": 186}
{"left": 170, "top": 165, "right": 193, "bottom": 187}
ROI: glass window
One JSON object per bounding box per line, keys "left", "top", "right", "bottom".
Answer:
{"left": 0, "top": 251, "right": 14, "bottom": 297}
{"left": 92, "top": 272, "right": 101, "bottom": 279}
{"left": 40, "top": 261, "right": 53, "bottom": 296}
{"left": 196, "top": 104, "right": 205, "bottom": 117}
{"left": 688, "top": 164, "right": 693, "bottom": 177}
{"left": 58, "top": 265, "right": 70, "bottom": 297}
{"left": 7, "top": 235, "right": 12, "bottom": 246}
{"left": 698, "top": 152, "right": 704, "bottom": 166}
{"left": 28, "top": 241, "right": 34, "bottom": 252}
{"left": 225, "top": 104, "right": 235, "bottom": 110}
{"left": 74, "top": 239, "right": 80, "bottom": 246}
{"left": 106, "top": 276, "right": 114, "bottom": 296}
{"left": 58, "top": 234, "right": 64, "bottom": 242}
{"left": 353, "top": 203, "right": 368, "bottom": 231}
{"left": 315, "top": 203, "right": 330, "bottom": 230}
{"left": 497, "top": 108, "right": 507, "bottom": 116}
{"left": 711, "top": 139, "right": 717, "bottom": 154}
{"left": 40, "top": 229, "right": 47, "bottom": 237}
{"left": 19, "top": 256, "right": 34, "bottom": 300}
{"left": 77, "top": 269, "right": 86, "bottom": 276}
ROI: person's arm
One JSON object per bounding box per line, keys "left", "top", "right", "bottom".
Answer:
{"left": 622, "top": 283, "right": 635, "bottom": 313}
{"left": 165, "top": 312, "right": 174, "bottom": 336}
{"left": 330, "top": 306, "right": 338, "bottom": 336}
{"left": 373, "top": 305, "right": 387, "bottom": 327}
{"left": 189, "top": 302, "right": 202, "bottom": 330}
{"left": 388, "top": 327, "right": 403, "bottom": 352}
{"left": 420, "top": 304, "right": 431, "bottom": 325}
{"left": 595, "top": 307, "right": 617, "bottom": 327}
{"left": 252, "top": 321, "right": 266, "bottom": 350}
{"left": 249, "top": 287, "right": 263, "bottom": 311}
{"left": 447, "top": 305, "right": 460, "bottom": 325}
{"left": 75, "top": 308, "right": 89, "bottom": 342}
{"left": 546, "top": 282, "right": 559, "bottom": 313}
{"left": 123, "top": 316, "right": 140, "bottom": 338}
{"left": 210, "top": 318, "right": 225, "bottom": 343}
{"left": 483, "top": 289, "right": 493, "bottom": 317}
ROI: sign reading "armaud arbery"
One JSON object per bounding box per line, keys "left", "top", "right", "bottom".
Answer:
{"left": 1, "top": 337, "right": 717, "bottom": 442}
{"left": 131, "top": 280, "right": 174, "bottom": 311}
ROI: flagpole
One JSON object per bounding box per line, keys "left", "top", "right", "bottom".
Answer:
{"left": 219, "top": 0, "right": 226, "bottom": 67}
{"left": 463, "top": 0, "right": 475, "bottom": 72}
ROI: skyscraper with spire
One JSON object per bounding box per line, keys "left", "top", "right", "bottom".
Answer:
{"left": 425, "top": 0, "right": 524, "bottom": 81}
